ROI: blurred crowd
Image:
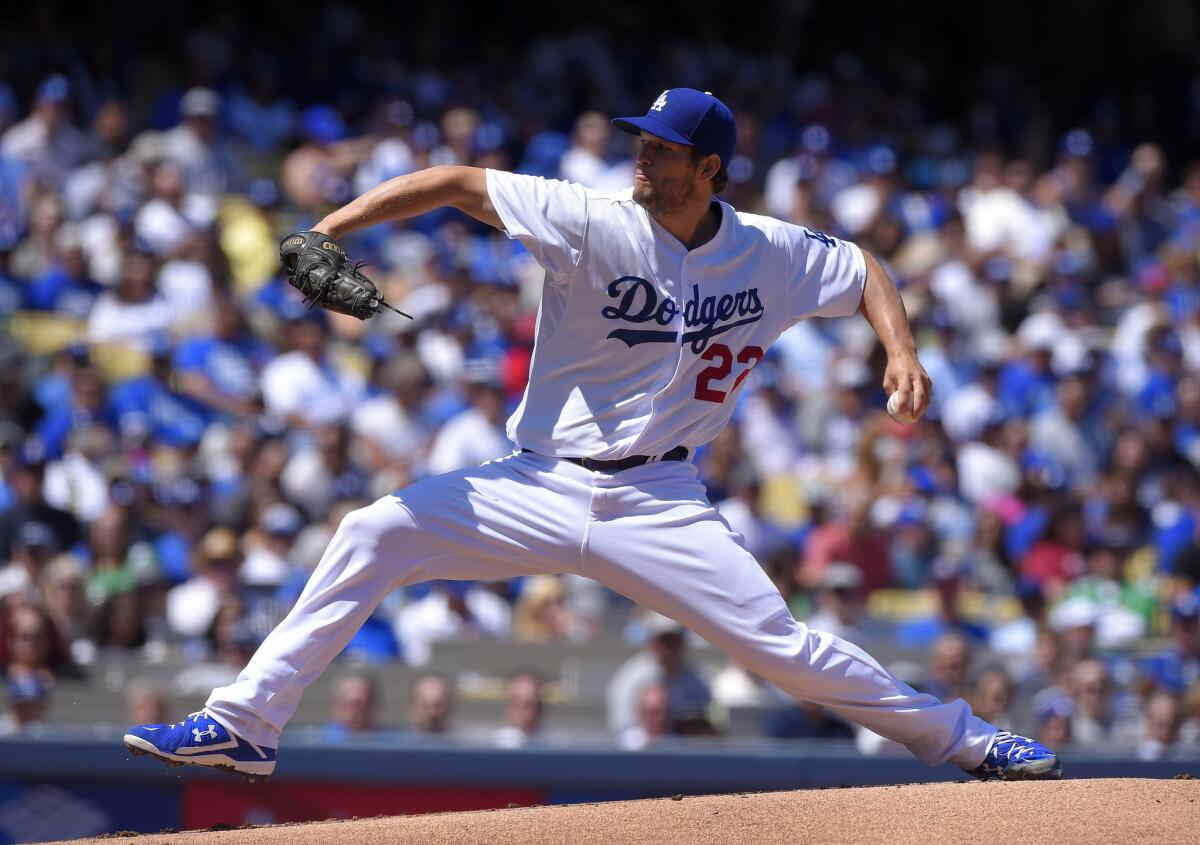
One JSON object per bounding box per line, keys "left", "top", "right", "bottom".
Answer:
{"left": 0, "top": 11, "right": 1199, "bottom": 760}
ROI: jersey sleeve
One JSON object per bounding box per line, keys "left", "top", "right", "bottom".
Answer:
{"left": 786, "top": 226, "right": 867, "bottom": 323}
{"left": 486, "top": 169, "right": 588, "bottom": 279}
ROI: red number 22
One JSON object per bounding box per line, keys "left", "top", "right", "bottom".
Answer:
{"left": 694, "top": 344, "right": 763, "bottom": 403}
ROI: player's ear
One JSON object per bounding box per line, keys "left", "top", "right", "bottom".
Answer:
{"left": 699, "top": 153, "right": 721, "bottom": 183}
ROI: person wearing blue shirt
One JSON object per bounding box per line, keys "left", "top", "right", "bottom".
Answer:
{"left": 150, "top": 477, "right": 208, "bottom": 584}
{"left": 110, "top": 343, "right": 211, "bottom": 449}
{"left": 173, "top": 289, "right": 274, "bottom": 419}
{"left": 26, "top": 227, "right": 103, "bottom": 320}
{"left": 35, "top": 362, "right": 116, "bottom": 461}
{"left": 1137, "top": 593, "right": 1200, "bottom": 693}
{"left": 996, "top": 354, "right": 1057, "bottom": 420}
{"left": 1136, "top": 327, "right": 1183, "bottom": 421}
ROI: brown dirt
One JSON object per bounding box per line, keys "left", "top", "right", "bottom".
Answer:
{"left": 55, "top": 778, "right": 1200, "bottom": 845}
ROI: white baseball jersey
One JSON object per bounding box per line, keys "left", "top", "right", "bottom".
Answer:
{"left": 485, "top": 169, "right": 866, "bottom": 459}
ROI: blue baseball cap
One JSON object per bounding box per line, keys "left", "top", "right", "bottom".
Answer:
{"left": 301, "top": 105, "right": 346, "bottom": 145}
{"left": 37, "top": 74, "right": 70, "bottom": 104}
{"left": 612, "top": 88, "right": 736, "bottom": 168}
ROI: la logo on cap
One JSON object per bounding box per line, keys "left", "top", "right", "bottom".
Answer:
{"left": 651, "top": 91, "right": 668, "bottom": 112}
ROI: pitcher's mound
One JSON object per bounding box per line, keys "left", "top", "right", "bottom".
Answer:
{"left": 60, "top": 777, "right": 1199, "bottom": 845}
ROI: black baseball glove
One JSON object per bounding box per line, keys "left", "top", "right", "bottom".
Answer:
{"left": 279, "top": 231, "right": 410, "bottom": 321}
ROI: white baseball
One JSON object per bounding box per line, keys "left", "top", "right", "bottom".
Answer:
{"left": 887, "top": 390, "right": 918, "bottom": 425}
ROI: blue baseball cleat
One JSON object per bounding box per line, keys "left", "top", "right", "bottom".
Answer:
{"left": 124, "top": 710, "right": 276, "bottom": 781}
{"left": 967, "top": 730, "right": 1062, "bottom": 781}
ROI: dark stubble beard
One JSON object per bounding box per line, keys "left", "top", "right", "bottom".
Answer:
{"left": 633, "top": 172, "right": 696, "bottom": 216}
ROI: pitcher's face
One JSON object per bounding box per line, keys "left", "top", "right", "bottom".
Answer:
{"left": 632, "top": 132, "right": 701, "bottom": 215}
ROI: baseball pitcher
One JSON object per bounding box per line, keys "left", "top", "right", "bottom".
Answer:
{"left": 125, "top": 89, "right": 1061, "bottom": 782}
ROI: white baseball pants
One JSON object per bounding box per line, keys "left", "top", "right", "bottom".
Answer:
{"left": 207, "top": 451, "right": 994, "bottom": 768}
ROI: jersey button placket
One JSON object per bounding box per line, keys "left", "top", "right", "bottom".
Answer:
{"left": 667, "top": 257, "right": 693, "bottom": 382}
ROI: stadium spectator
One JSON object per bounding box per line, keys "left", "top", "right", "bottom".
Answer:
{"left": 804, "top": 562, "right": 869, "bottom": 645}
{"left": 34, "top": 361, "right": 114, "bottom": 463}
{"left": 161, "top": 87, "right": 240, "bottom": 200}
{"left": 1020, "top": 503, "right": 1089, "bottom": 600}
{"left": 134, "top": 161, "right": 193, "bottom": 258}
{"left": 110, "top": 340, "right": 211, "bottom": 450}
{"left": 125, "top": 680, "right": 168, "bottom": 726}
{"left": 1136, "top": 691, "right": 1186, "bottom": 761}
{"left": 349, "top": 352, "right": 432, "bottom": 467}
{"left": 714, "top": 467, "right": 793, "bottom": 564}
{"left": 956, "top": 416, "right": 1022, "bottom": 505}
{"left": 172, "top": 288, "right": 271, "bottom": 419}
{"left": 0, "top": 441, "right": 81, "bottom": 559}
{"left": 1066, "top": 659, "right": 1139, "bottom": 744}
{"left": 799, "top": 495, "right": 892, "bottom": 594}
{"left": 1058, "top": 545, "right": 1152, "bottom": 648}
{"left": 281, "top": 425, "right": 369, "bottom": 521}
{"left": 240, "top": 503, "right": 304, "bottom": 589}
{"left": 85, "top": 251, "right": 175, "bottom": 352}
{"left": 43, "top": 423, "right": 116, "bottom": 524}
{"left": 149, "top": 478, "right": 211, "bottom": 584}
{"left": 889, "top": 511, "right": 941, "bottom": 591}
{"left": 492, "top": 671, "right": 546, "bottom": 748}
{"left": 1036, "top": 697, "right": 1073, "bottom": 749}
{"left": 2, "top": 603, "right": 75, "bottom": 682}
{"left": 969, "top": 667, "right": 1014, "bottom": 730}
{"left": 259, "top": 312, "right": 365, "bottom": 428}
{"left": 93, "top": 588, "right": 156, "bottom": 659}
{"left": 158, "top": 231, "right": 219, "bottom": 331}
{"left": 617, "top": 682, "right": 672, "bottom": 751}
{"left": 408, "top": 672, "right": 453, "bottom": 735}
{"left": 512, "top": 575, "right": 586, "bottom": 643}
{"left": 1050, "top": 594, "right": 1103, "bottom": 665}
{"left": 560, "top": 111, "right": 628, "bottom": 191}
{"left": 280, "top": 105, "right": 361, "bottom": 211}
{"left": 922, "top": 631, "right": 972, "bottom": 703}
{"left": 85, "top": 506, "right": 160, "bottom": 607}
{"left": 895, "top": 557, "right": 989, "bottom": 648}
{"left": 1138, "top": 593, "right": 1200, "bottom": 694}
{"left": 607, "top": 614, "right": 712, "bottom": 737}
{"left": 26, "top": 224, "right": 103, "bottom": 319}
{"left": 227, "top": 68, "right": 296, "bottom": 158}
{"left": 1028, "top": 375, "right": 1105, "bottom": 487}
{"left": 963, "top": 505, "right": 1017, "bottom": 596}
{"left": 165, "top": 526, "right": 241, "bottom": 640}
{"left": 8, "top": 194, "right": 64, "bottom": 283}
{"left": 1, "top": 75, "right": 91, "bottom": 190}
{"left": 0, "top": 519, "right": 60, "bottom": 602}
{"left": 0, "top": 672, "right": 49, "bottom": 736}
{"left": 38, "top": 554, "right": 93, "bottom": 666}
{"left": 352, "top": 99, "right": 416, "bottom": 196}
{"left": 324, "top": 672, "right": 378, "bottom": 740}
{"left": 174, "top": 594, "right": 260, "bottom": 694}
{"left": 395, "top": 580, "right": 512, "bottom": 667}
{"left": 425, "top": 368, "right": 512, "bottom": 475}
{"left": 989, "top": 578, "right": 1046, "bottom": 656}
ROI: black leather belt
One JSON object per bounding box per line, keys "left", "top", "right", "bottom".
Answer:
{"left": 522, "top": 445, "right": 690, "bottom": 472}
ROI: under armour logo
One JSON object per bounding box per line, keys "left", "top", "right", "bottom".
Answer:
{"left": 192, "top": 725, "right": 219, "bottom": 742}
{"left": 650, "top": 91, "right": 669, "bottom": 112}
